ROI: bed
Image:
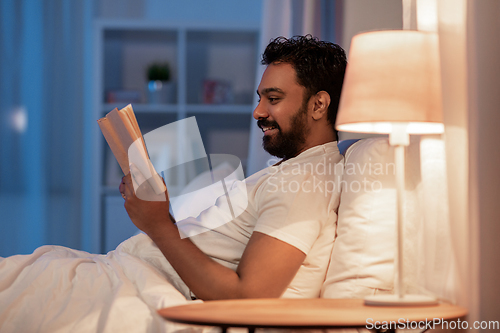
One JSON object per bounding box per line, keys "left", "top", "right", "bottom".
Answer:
{"left": 0, "top": 137, "right": 453, "bottom": 332}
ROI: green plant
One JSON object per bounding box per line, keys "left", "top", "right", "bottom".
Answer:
{"left": 147, "top": 62, "right": 171, "bottom": 81}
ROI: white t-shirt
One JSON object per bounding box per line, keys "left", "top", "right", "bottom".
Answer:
{"left": 181, "top": 141, "right": 344, "bottom": 298}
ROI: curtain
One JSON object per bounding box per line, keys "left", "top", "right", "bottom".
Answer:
{"left": 0, "top": 0, "right": 92, "bottom": 256}
{"left": 0, "top": 0, "right": 47, "bottom": 256}
{"left": 404, "top": 0, "right": 466, "bottom": 305}
{"left": 436, "top": 0, "right": 470, "bottom": 308}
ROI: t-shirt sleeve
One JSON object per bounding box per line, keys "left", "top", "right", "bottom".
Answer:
{"left": 252, "top": 171, "right": 328, "bottom": 255}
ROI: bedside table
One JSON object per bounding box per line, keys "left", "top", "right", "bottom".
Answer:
{"left": 158, "top": 298, "right": 468, "bottom": 332}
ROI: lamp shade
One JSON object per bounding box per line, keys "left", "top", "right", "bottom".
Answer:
{"left": 336, "top": 31, "right": 443, "bottom": 134}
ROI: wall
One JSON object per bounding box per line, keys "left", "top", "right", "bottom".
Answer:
{"left": 467, "top": 0, "right": 500, "bottom": 327}
{"left": 338, "top": 0, "right": 402, "bottom": 141}
{"left": 341, "top": 0, "right": 402, "bottom": 53}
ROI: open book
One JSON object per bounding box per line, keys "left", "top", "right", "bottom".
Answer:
{"left": 97, "top": 104, "right": 166, "bottom": 195}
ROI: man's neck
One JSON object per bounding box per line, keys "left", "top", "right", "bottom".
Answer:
{"left": 282, "top": 137, "right": 337, "bottom": 162}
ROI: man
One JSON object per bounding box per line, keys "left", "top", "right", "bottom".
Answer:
{"left": 120, "top": 35, "right": 347, "bottom": 300}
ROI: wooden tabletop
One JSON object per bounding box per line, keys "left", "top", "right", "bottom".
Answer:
{"left": 158, "top": 298, "right": 468, "bottom": 329}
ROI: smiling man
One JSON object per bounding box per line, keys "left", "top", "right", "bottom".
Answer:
{"left": 120, "top": 35, "right": 347, "bottom": 300}
{"left": 255, "top": 36, "right": 346, "bottom": 160}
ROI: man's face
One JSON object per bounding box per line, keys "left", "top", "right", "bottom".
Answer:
{"left": 254, "top": 63, "right": 311, "bottom": 159}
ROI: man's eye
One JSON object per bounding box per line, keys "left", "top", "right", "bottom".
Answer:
{"left": 268, "top": 97, "right": 278, "bottom": 103}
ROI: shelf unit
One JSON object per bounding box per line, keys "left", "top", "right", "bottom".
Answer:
{"left": 87, "top": 20, "right": 259, "bottom": 253}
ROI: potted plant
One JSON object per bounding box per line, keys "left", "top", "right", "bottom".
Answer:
{"left": 147, "top": 62, "right": 170, "bottom": 82}
{"left": 146, "top": 62, "right": 175, "bottom": 104}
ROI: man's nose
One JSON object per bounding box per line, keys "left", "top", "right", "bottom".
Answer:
{"left": 253, "top": 101, "right": 268, "bottom": 120}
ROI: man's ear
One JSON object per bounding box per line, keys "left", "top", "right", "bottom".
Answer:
{"left": 310, "top": 91, "right": 331, "bottom": 120}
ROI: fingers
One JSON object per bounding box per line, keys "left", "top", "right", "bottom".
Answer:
{"left": 123, "top": 174, "right": 134, "bottom": 197}
{"left": 120, "top": 174, "right": 135, "bottom": 200}
{"left": 119, "top": 177, "right": 125, "bottom": 199}
{"left": 120, "top": 168, "right": 167, "bottom": 202}
{"left": 119, "top": 177, "right": 126, "bottom": 196}
{"left": 122, "top": 173, "right": 132, "bottom": 188}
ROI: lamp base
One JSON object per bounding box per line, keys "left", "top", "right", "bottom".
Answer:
{"left": 364, "top": 294, "right": 438, "bottom": 306}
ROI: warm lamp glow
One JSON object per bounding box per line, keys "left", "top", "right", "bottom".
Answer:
{"left": 337, "top": 122, "right": 444, "bottom": 134}
{"left": 335, "top": 30, "right": 443, "bottom": 135}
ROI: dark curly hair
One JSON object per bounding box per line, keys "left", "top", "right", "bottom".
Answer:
{"left": 261, "top": 35, "right": 347, "bottom": 137}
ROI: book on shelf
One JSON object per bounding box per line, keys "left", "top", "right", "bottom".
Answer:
{"left": 97, "top": 104, "right": 166, "bottom": 196}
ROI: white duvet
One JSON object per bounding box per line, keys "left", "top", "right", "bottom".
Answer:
{"left": 0, "top": 233, "right": 207, "bottom": 333}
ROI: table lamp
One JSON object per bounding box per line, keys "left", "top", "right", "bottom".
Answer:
{"left": 336, "top": 30, "right": 443, "bottom": 306}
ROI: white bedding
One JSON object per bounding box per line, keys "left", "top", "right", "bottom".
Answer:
{"left": 0, "top": 233, "right": 206, "bottom": 333}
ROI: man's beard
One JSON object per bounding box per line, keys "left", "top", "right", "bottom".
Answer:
{"left": 258, "top": 102, "right": 310, "bottom": 159}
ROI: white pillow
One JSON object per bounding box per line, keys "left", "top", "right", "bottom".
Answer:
{"left": 321, "top": 138, "right": 397, "bottom": 298}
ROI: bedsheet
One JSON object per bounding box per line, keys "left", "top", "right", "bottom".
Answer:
{"left": 0, "top": 233, "right": 206, "bottom": 333}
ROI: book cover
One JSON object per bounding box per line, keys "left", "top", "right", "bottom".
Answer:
{"left": 98, "top": 104, "right": 166, "bottom": 196}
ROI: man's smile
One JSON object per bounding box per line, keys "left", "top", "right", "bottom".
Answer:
{"left": 257, "top": 119, "right": 280, "bottom": 135}
{"left": 261, "top": 126, "right": 278, "bottom": 135}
